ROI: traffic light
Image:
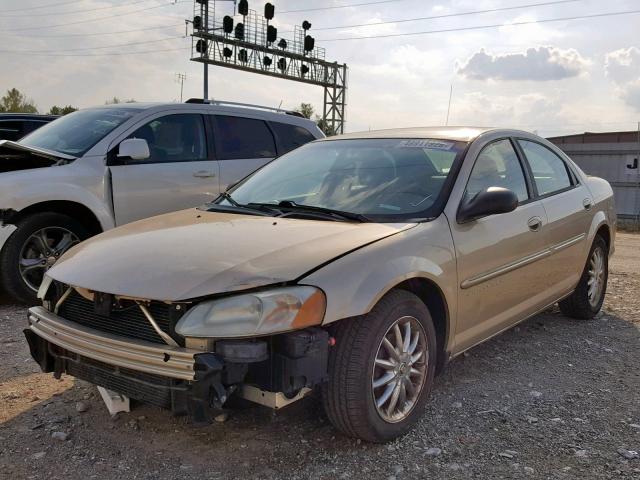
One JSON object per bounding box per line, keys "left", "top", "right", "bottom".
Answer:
{"left": 264, "top": 3, "right": 275, "bottom": 20}
{"left": 239, "top": 49, "right": 248, "bottom": 62}
{"left": 223, "top": 47, "right": 233, "bottom": 58}
{"left": 266, "top": 25, "right": 277, "bottom": 43}
{"left": 277, "top": 58, "right": 286, "bottom": 71}
{"left": 193, "top": 15, "right": 202, "bottom": 30}
{"left": 223, "top": 15, "right": 233, "bottom": 34}
{"left": 263, "top": 56, "right": 272, "bottom": 67}
{"left": 278, "top": 38, "right": 287, "bottom": 50}
{"left": 301, "top": 65, "right": 309, "bottom": 76}
{"left": 234, "top": 22, "right": 244, "bottom": 40}
{"left": 302, "top": 20, "right": 312, "bottom": 31}
{"left": 238, "top": 0, "right": 248, "bottom": 16}
{"left": 195, "top": 40, "right": 208, "bottom": 53}
{"left": 304, "top": 35, "right": 315, "bottom": 52}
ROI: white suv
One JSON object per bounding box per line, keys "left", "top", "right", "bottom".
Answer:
{"left": 0, "top": 100, "right": 324, "bottom": 303}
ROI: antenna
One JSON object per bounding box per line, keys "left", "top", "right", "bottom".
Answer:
{"left": 445, "top": 84, "right": 453, "bottom": 126}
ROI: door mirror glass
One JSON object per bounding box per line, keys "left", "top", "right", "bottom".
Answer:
{"left": 118, "top": 138, "right": 150, "bottom": 160}
{"left": 457, "top": 186, "right": 518, "bottom": 223}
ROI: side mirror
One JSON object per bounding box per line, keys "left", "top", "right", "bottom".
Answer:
{"left": 457, "top": 186, "right": 518, "bottom": 223}
{"left": 118, "top": 138, "right": 150, "bottom": 161}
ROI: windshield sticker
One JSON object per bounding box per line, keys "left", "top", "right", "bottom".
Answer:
{"left": 397, "top": 139, "right": 454, "bottom": 150}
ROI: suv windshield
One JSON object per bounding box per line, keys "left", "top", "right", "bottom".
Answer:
{"left": 19, "top": 107, "right": 138, "bottom": 157}
{"left": 229, "top": 138, "right": 467, "bottom": 221}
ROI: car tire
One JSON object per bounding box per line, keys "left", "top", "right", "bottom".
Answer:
{"left": 0, "top": 212, "right": 87, "bottom": 305}
{"left": 559, "top": 235, "right": 608, "bottom": 320}
{"left": 322, "top": 289, "right": 437, "bottom": 443}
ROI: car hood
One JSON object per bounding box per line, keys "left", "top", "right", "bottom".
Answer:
{"left": 0, "top": 140, "right": 76, "bottom": 173}
{"left": 48, "top": 209, "right": 416, "bottom": 301}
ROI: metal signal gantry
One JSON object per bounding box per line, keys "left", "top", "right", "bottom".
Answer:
{"left": 189, "top": 0, "right": 347, "bottom": 135}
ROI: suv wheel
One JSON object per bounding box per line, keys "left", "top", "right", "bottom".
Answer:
{"left": 322, "top": 289, "right": 437, "bottom": 443}
{"left": 0, "top": 212, "right": 87, "bottom": 304}
{"left": 559, "top": 235, "right": 608, "bottom": 319}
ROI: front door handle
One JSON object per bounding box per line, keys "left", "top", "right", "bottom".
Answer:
{"left": 527, "top": 216, "right": 542, "bottom": 232}
{"left": 583, "top": 198, "right": 593, "bottom": 210}
{"left": 193, "top": 170, "right": 216, "bottom": 178}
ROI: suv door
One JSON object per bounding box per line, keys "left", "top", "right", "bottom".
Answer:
{"left": 109, "top": 113, "right": 220, "bottom": 225}
{"left": 211, "top": 115, "right": 277, "bottom": 190}
{"left": 447, "top": 138, "right": 549, "bottom": 352}
{"left": 515, "top": 139, "right": 592, "bottom": 301}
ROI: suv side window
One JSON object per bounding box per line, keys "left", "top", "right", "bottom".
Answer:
{"left": 128, "top": 114, "right": 206, "bottom": 163}
{"left": 517, "top": 140, "right": 572, "bottom": 196}
{"left": 0, "top": 120, "right": 24, "bottom": 141}
{"left": 269, "top": 121, "right": 316, "bottom": 154}
{"left": 213, "top": 115, "right": 276, "bottom": 159}
{"left": 465, "top": 139, "right": 529, "bottom": 203}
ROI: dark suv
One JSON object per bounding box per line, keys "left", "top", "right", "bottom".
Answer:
{"left": 0, "top": 114, "right": 58, "bottom": 141}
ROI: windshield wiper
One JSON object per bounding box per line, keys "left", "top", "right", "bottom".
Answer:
{"left": 274, "top": 200, "right": 370, "bottom": 222}
{"left": 206, "top": 192, "right": 279, "bottom": 217}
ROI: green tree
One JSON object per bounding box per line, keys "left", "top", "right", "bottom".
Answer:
{"left": 294, "top": 102, "right": 337, "bottom": 136}
{"left": 48, "top": 105, "right": 77, "bottom": 115}
{"left": 0, "top": 88, "right": 38, "bottom": 113}
{"left": 295, "top": 102, "right": 314, "bottom": 119}
{"left": 105, "top": 97, "right": 136, "bottom": 105}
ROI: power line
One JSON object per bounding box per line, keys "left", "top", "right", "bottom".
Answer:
{"left": 0, "top": 35, "right": 186, "bottom": 54}
{"left": 0, "top": 46, "right": 190, "bottom": 57}
{"left": 319, "top": 8, "right": 640, "bottom": 41}
{"left": 311, "top": 0, "right": 581, "bottom": 31}
{"left": 0, "top": 0, "right": 160, "bottom": 17}
{"left": 0, "top": 0, "right": 190, "bottom": 32}
{"left": 278, "top": 0, "right": 407, "bottom": 14}
{"left": 23, "top": 24, "right": 183, "bottom": 38}
{"left": 3, "top": 0, "right": 83, "bottom": 13}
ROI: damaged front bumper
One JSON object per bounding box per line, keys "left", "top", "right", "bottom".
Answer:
{"left": 25, "top": 306, "right": 227, "bottom": 423}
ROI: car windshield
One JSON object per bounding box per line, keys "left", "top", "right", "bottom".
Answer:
{"left": 228, "top": 138, "right": 467, "bottom": 220}
{"left": 19, "top": 107, "right": 139, "bottom": 157}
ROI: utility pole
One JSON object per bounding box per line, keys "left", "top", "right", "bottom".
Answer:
{"left": 176, "top": 73, "right": 187, "bottom": 102}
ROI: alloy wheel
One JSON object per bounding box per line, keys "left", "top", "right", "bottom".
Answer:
{"left": 587, "top": 246, "right": 605, "bottom": 308}
{"left": 371, "top": 315, "right": 428, "bottom": 423}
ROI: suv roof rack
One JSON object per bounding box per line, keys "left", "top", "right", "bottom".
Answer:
{"left": 184, "top": 98, "right": 304, "bottom": 118}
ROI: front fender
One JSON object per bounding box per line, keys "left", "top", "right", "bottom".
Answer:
{"left": 301, "top": 217, "right": 457, "bottom": 343}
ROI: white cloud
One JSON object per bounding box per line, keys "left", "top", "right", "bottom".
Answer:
{"left": 605, "top": 47, "right": 640, "bottom": 110}
{"left": 457, "top": 46, "right": 588, "bottom": 81}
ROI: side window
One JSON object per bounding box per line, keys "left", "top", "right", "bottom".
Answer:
{"left": 465, "top": 139, "right": 529, "bottom": 203}
{"left": 518, "top": 140, "right": 572, "bottom": 196}
{"left": 213, "top": 115, "right": 276, "bottom": 160}
{"left": 0, "top": 120, "right": 25, "bottom": 141}
{"left": 270, "top": 121, "right": 316, "bottom": 154}
{"left": 128, "top": 114, "right": 206, "bottom": 163}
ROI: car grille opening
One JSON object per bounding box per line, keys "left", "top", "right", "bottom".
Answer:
{"left": 57, "top": 290, "right": 181, "bottom": 345}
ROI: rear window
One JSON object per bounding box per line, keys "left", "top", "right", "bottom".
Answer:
{"left": 213, "top": 115, "right": 276, "bottom": 160}
{"left": 270, "top": 121, "right": 317, "bottom": 154}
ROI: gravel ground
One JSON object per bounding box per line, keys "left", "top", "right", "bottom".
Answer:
{"left": 0, "top": 233, "right": 638, "bottom": 480}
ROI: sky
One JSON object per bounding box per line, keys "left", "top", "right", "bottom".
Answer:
{"left": 1, "top": 0, "right": 639, "bottom": 137}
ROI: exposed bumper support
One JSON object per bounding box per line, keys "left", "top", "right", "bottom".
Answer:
{"left": 27, "top": 306, "right": 198, "bottom": 380}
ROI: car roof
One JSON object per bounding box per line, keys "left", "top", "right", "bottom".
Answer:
{"left": 86, "top": 101, "right": 319, "bottom": 130}
{"left": 322, "top": 126, "right": 510, "bottom": 142}
{"left": 0, "top": 113, "right": 59, "bottom": 121}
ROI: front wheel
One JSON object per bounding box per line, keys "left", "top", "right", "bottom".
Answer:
{"left": 559, "top": 235, "right": 609, "bottom": 319}
{"left": 0, "top": 212, "right": 87, "bottom": 304}
{"left": 322, "top": 289, "right": 437, "bottom": 443}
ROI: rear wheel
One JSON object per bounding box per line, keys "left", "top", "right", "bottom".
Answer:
{"left": 0, "top": 213, "right": 87, "bottom": 304}
{"left": 559, "top": 235, "right": 608, "bottom": 319}
{"left": 322, "top": 289, "right": 437, "bottom": 443}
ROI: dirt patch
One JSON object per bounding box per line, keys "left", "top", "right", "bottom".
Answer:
{"left": 1, "top": 234, "right": 639, "bottom": 479}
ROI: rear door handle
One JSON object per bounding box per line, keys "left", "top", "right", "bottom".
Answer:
{"left": 527, "top": 216, "right": 542, "bottom": 232}
{"left": 193, "top": 170, "right": 216, "bottom": 178}
{"left": 583, "top": 198, "right": 593, "bottom": 210}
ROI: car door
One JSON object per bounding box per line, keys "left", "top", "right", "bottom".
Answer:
{"left": 109, "top": 113, "right": 220, "bottom": 226}
{"left": 446, "top": 137, "right": 549, "bottom": 353}
{"left": 515, "top": 138, "right": 592, "bottom": 301}
{"left": 211, "top": 115, "right": 277, "bottom": 190}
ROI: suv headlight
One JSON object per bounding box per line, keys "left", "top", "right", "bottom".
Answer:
{"left": 175, "top": 286, "right": 326, "bottom": 338}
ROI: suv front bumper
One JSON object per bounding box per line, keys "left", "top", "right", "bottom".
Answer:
{"left": 25, "top": 306, "right": 226, "bottom": 422}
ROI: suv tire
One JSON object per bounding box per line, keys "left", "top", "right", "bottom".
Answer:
{"left": 0, "top": 212, "right": 87, "bottom": 304}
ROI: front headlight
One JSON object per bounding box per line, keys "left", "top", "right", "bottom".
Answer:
{"left": 175, "top": 286, "right": 326, "bottom": 338}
